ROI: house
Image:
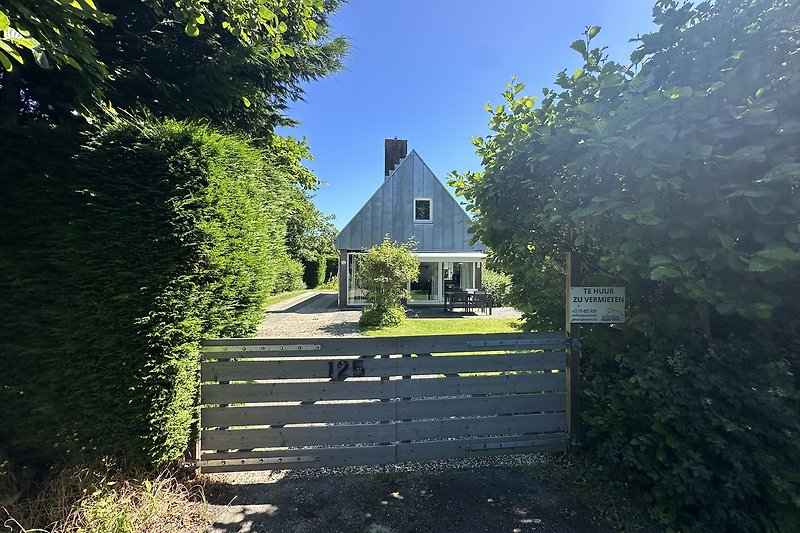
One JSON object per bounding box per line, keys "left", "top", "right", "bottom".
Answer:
{"left": 336, "top": 139, "right": 486, "bottom": 307}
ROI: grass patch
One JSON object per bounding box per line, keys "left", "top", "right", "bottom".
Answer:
{"left": 3, "top": 463, "right": 210, "bottom": 533}
{"left": 362, "top": 317, "right": 523, "bottom": 336}
{"left": 263, "top": 289, "right": 312, "bottom": 308}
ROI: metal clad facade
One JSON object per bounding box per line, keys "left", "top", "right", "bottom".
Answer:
{"left": 335, "top": 151, "right": 484, "bottom": 252}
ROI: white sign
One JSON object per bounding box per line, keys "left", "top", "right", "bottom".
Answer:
{"left": 569, "top": 287, "right": 625, "bottom": 323}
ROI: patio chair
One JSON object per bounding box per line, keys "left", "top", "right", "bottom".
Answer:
{"left": 471, "top": 291, "right": 492, "bottom": 315}
{"left": 448, "top": 291, "right": 470, "bottom": 312}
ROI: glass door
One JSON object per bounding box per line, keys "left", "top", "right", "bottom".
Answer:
{"left": 409, "top": 262, "right": 441, "bottom": 303}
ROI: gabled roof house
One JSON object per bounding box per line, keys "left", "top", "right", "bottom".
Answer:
{"left": 336, "top": 139, "right": 486, "bottom": 307}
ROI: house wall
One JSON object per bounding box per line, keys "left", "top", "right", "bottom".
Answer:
{"left": 335, "top": 151, "right": 484, "bottom": 253}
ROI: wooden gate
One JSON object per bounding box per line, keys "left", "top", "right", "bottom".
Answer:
{"left": 198, "top": 332, "right": 570, "bottom": 473}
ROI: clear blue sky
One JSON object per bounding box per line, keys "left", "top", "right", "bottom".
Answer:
{"left": 277, "top": 1, "right": 657, "bottom": 229}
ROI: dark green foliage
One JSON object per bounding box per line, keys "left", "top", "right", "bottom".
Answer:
{"left": 583, "top": 326, "right": 800, "bottom": 532}
{"left": 325, "top": 256, "right": 339, "bottom": 283}
{"left": 452, "top": 1, "right": 800, "bottom": 530}
{"left": 1, "top": 1, "right": 347, "bottom": 135}
{"left": 0, "top": 118, "right": 293, "bottom": 473}
{"left": 302, "top": 256, "right": 327, "bottom": 289}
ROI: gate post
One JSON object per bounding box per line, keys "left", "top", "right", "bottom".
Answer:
{"left": 565, "top": 251, "right": 582, "bottom": 442}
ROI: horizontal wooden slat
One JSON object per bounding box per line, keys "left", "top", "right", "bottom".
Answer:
{"left": 201, "top": 332, "right": 567, "bottom": 358}
{"left": 395, "top": 434, "right": 569, "bottom": 462}
{"left": 202, "top": 352, "right": 566, "bottom": 381}
{"left": 201, "top": 373, "right": 566, "bottom": 404}
{"left": 199, "top": 444, "right": 396, "bottom": 473}
{"left": 397, "top": 413, "right": 565, "bottom": 442}
{"left": 201, "top": 413, "right": 565, "bottom": 449}
{"left": 198, "top": 434, "right": 569, "bottom": 472}
{"left": 203, "top": 423, "right": 394, "bottom": 449}
{"left": 201, "top": 392, "right": 566, "bottom": 427}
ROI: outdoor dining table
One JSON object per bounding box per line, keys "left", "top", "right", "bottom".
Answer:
{"left": 443, "top": 289, "right": 483, "bottom": 313}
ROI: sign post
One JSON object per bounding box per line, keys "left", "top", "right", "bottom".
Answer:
{"left": 565, "top": 251, "right": 581, "bottom": 441}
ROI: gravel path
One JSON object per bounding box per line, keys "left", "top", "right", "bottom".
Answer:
{"left": 203, "top": 294, "right": 608, "bottom": 532}
{"left": 255, "top": 292, "right": 361, "bottom": 338}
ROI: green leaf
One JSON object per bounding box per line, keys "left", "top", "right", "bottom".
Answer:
{"left": 666, "top": 433, "right": 680, "bottom": 449}
{"left": 755, "top": 245, "right": 799, "bottom": 262}
{"left": 587, "top": 25, "right": 601, "bottom": 39}
{"left": 650, "top": 266, "right": 682, "bottom": 281}
{"left": 760, "top": 163, "right": 800, "bottom": 184}
{"left": 656, "top": 447, "right": 667, "bottom": 461}
{"left": 570, "top": 39, "right": 587, "bottom": 57}
{"left": 0, "top": 40, "right": 22, "bottom": 63}
{"left": 259, "top": 6, "right": 276, "bottom": 20}
{"left": 572, "top": 69, "right": 584, "bottom": 80}
{"left": 184, "top": 23, "right": 199, "bottom": 37}
{"left": 242, "top": 96, "right": 251, "bottom": 108}
{"left": 0, "top": 11, "right": 9, "bottom": 31}
{"left": 720, "top": 145, "right": 766, "bottom": 162}
{"left": 0, "top": 50, "right": 13, "bottom": 71}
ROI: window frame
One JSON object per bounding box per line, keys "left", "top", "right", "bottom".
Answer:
{"left": 413, "top": 197, "right": 433, "bottom": 223}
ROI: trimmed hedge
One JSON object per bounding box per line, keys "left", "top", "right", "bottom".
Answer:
{"left": 302, "top": 256, "right": 327, "bottom": 289}
{"left": 0, "top": 119, "right": 294, "bottom": 471}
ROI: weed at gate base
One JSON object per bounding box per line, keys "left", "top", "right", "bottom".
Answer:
{"left": 2, "top": 462, "right": 211, "bottom": 533}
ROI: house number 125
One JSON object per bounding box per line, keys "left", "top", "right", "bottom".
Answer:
{"left": 327, "top": 360, "right": 365, "bottom": 380}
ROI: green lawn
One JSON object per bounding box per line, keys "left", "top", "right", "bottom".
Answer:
{"left": 362, "top": 317, "right": 524, "bottom": 336}
{"left": 263, "top": 288, "right": 334, "bottom": 308}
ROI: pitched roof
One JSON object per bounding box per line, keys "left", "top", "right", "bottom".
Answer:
{"left": 335, "top": 150, "right": 484, "bottom": 252}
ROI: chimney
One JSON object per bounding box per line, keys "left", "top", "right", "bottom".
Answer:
{"left": 384, "top": 138, "right": 407, "bottom": 178}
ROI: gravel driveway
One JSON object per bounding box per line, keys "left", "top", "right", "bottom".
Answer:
{"left": 256, "top": 292, "right": 361, "bottom": 338}
{"left": 203, "top": 292, "right": 610, "bottom": 533}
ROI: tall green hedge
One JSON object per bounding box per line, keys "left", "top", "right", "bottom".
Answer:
{"left": 0, "top": 118, "right": 292, "bottom": 471}
{"left": 302, "top": 256, "right": 327, "bottom": 289}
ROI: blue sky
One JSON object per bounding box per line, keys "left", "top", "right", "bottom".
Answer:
{"left": 277, "top": 1, "right": 658, "bottom": 229}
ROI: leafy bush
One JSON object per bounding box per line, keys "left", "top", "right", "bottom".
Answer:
{"left": 274, "top": 255, "right": 306, "bottom": 293}
{"left": 357, "top": 236, "right": 419, "bottom": 328}
{"left": 583, "top": 323, "right": 799, "bottom": 532}
{"left": 358, "top": 306, "right": 406, "bottom": 328}
{"left": 0, "top": 118, "right": 297, "bottom": 477}
{"left": 451, "top": 1, "right": 800, "bottom": 530}
{"left": 480, "top": 268, "right": 512, "bottom": 307}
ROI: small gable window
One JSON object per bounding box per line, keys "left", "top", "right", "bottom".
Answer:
{"left": 414, "top": 198, "right": 432, "bottom": 223}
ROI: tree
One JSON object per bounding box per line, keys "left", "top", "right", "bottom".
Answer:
{"left": 451, "top": 1, "right": 800, "bottom": 530}
{"left": 0, "top": 0, "right": 346, "bottom": 133}
{"left": 357, "top": 237, "right": 419, "bottom": 328}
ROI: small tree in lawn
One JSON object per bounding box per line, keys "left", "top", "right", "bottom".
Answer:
{"left": 357, "top": 236, "right": 419, "bottom": 328}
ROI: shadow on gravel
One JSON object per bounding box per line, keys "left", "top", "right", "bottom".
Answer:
{"left": 203, "top": 465, "right": 613, "bottom": 533}
{"left": 318, "top": 321, "right": 361, "bottom": 336}
{"left": 267, "top": 293, "right": 338, "bottom": 314}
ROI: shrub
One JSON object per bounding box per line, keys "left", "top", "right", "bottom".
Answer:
{"left": 0, "top": 118, "right": 295, "bottom": 477}
{"left": 451, "top": 0, "right": 800, "bottom": 529}
{"left": 356, "top": 236, "right": 419, "bottom": 328}
{"left": 583, "top": 326, "right": 800, "bottom": 532}
{"left": 274, "top": 255, "right": 306, "bottom": 293}
{"left": 480, "top": 268, "right": 512, "bottom": 307}
{"left": 358, "top": 306, "right": 406, "bottom": 328}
